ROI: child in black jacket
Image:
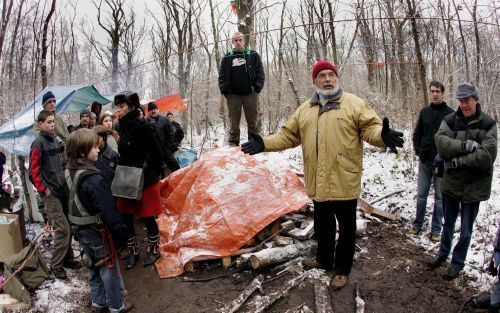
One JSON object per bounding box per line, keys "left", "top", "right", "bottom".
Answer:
{"left": 65, "top": 128, "right": 132, "bottom": 313}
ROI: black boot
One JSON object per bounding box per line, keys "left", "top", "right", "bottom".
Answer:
{"left": 143, "top": 234, "right": 160, "bottom": 266}
{"left": 126, "top": 236, "right": 139, "bottom": 269}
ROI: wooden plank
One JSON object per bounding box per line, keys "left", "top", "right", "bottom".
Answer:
{"left": 357, "top": 197, "right": 400, "bottom": 221}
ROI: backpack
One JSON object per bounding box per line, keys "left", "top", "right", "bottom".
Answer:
{"left": 4, "top": 242, "right": 49, "bottom": 290}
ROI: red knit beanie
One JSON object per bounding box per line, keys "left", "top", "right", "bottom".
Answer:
{"left": 312, "top": 60, "right": 339, "bottom": 80}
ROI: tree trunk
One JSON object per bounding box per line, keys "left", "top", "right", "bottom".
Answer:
{"left": 41, "top": 0, "right": 56, "bottom": 89}
{"left": 407, "top": 0, "right": 428, "bottom": 105}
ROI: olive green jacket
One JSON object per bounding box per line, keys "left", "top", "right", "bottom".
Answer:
{"left": 263, "top": 92, "right": 386, "bottom": 201}
{"left": 435, "top": 105, "right": 497, "bottom": 202}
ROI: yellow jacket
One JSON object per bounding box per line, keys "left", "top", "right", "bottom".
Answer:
{"left": 263, "top": 92, "right": 386, "bottom": 201}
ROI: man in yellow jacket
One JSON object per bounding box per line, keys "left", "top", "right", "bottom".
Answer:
{"left": 242, "top": 60, "right": 404, "bottom": 290}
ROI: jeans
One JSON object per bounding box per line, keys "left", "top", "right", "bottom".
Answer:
{"left": 412, "top": 160, "right": 443, "bottom": 235}
{"left": 313, "top": 199, "right": 357, "bottom": 275}
{"left": 492, "top": 280, "right": 500, "bottom": 306}
{"left": 77, "top": 228, "right": 125, "bottom": 312}
{"left": 437, "top": 194, "right": 479, "bottom": 270}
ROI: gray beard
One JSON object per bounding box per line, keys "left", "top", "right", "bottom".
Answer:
{"left": 315, "top": 84, "right": 340, "bottom": 97}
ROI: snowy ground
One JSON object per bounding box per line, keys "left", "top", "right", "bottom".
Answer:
{"left": 2, "top": 125, "right": 498, "bottom": 311}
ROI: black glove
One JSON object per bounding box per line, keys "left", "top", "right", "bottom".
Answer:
{"left": 241, "top": 132, "right": 265, "bottom": 155}
{"left": 381, "top": 117, "right": 404, "bottom": 154}
{"left": 488, "top": 259, "right": 498, "bottom": 277}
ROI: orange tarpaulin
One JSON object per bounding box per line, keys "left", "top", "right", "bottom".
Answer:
{"left": 154, "top": 93, "right": 187, "bottom": 112}
{"left": 155, "top": 147, "right": 309, "bottom": 278}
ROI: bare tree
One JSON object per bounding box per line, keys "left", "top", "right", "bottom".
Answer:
{"left": 40, "top": 0, "right": 56, "bottom": 88}
{"left": 93, "top": 0, "right": 133, "bottom": 92}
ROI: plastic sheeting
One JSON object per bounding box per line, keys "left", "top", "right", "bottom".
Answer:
{"left": 156, "top": 146, "right": 309, "bottom": 278}
{"left": 0, "top": 85, "right": 109, "bottom": 156}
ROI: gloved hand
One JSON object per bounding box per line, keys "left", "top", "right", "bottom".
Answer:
{"left": 241, "top": 132, "right": 265, "bottom": 155}
{"left": 381, "top": 117, "right": 404, "bottom": 154}
{"left": 451, "top": 156, "right": 464, "bottom": 168}
{"left": 487, "top": 252, "right": 500, "bottom": 277}
{"left": 462, "top": 140, "right": 480, "bottom": 153}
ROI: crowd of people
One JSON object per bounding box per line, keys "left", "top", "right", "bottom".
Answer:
{"left": 28, "top": 91, "right": 183, "bottom": 312}
{"left": 17, "top": 30, "right": 498, "bottom": 312}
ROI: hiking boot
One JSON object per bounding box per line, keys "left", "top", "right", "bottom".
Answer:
{"left": 427, "top": 255, "right": 446, "bottom": 269}
{"left": 143, "top": 234, "right": 160, "bottom": 267}
{"left": 473, "top": 291, "right": 491, "bottom": 309}
{"left": 126, "top": 236, "right": 139, "bottom": 270}
{"left": 330, "top": 275, "right": 348, "bottom": 290}
{"left": 63, "top": 259, "right": 83, "bottom": 270}
{"left": 443, "top": 266, "right": 460, "bottom": 280}
{"left": 409, "top": 227, "right": 421, "bottom": 235}
{"left": 52, "top": 267, "right": 67, "bottom": 279}
{"left": 430, "top": 234, "right": 440, "bottom": 243}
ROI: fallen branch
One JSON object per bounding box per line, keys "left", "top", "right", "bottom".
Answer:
{"left": 182, "top": 273, "right": 229, "bottom": 282}
{"left": 314, "top": 281, "right": 334, "bottom": 313}
{"left": 221, "top": 274, "right": 264, "bottom": 313}
{"left": 243, "top": 273, "right": 307, "bottom": 313}
{"left": 283, "top": 303, "right": 305, "bottom": 313}
{"left": 370, "top": 189, "right": 405, "bottom": 204}
{"left": 357, "top": 197, "right": 401, "bottom": 221}
{"left": 354, "top": 283, "right": 365, "bottom": 313}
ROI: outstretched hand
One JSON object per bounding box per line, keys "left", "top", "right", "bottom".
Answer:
{"left": 241, "top": 132, "right": 265, "bottom": 155}
{"left": 381, "top": 117, "right": 404, "bottom": 154}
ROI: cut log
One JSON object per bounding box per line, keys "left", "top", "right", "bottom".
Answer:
{"left": 250, "top": 240, "right": 316, "bottom": 269}
{"left": 222, "top": 274, "right": 264, "bottom": 313}
{"left": 357, "top": 197, "right": 401, "bottom": 221}
{"left": 273, "top": 235, "right": 294, "bottom": 246}
{"left": 184, "top": 261, "right": 195, "bottom": 272}
{"left": 314, "top": 281, "right": 334, "bottom": 313}
{"left": 287, "top": 220, "right": 314, "bottom": 240}
{"left": 222, "top": 256, "right": 232, "bottom": 268}
{"left": 243, "top": 273, "right": 307, "bottom": 313}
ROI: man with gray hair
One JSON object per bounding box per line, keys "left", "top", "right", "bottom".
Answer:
{"left": 218, "top": 32, "right": 265, "bottom": 146}
{"left": 241, "top": 60, "right": 404, "bottom": 291}
{"left": 428, "top": 82, "right": 497, "bottom": 280}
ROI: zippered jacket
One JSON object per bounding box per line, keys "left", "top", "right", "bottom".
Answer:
{"left": 435, "top": 104, "right": 497, "bottom": 202}
{"left": 263, "top": 92, "right": 386, "bottom": 201}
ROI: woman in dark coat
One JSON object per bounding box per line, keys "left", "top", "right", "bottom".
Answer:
{"left": 113, "top": 92, "right": 180, "bottom": 268}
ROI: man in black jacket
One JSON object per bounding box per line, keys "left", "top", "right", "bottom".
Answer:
{"left": 166, "top": 111, "right": 184, "bottom": 149}
{"left": 218, "top": 32, "right": 265, "bottom": 146}
{"left": 411, "top": 81, "right": 453, "bottom": 241}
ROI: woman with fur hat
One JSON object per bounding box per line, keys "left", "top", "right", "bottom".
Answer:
{"left": 113, "top": 92, "right": 180, "bottom": 268}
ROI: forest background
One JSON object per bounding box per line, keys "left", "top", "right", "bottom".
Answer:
{"left": 0, "top": 0, "right": 498, "bottom": 141}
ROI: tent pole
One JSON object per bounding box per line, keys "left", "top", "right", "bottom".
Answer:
{"left": 17, "top": 156, "right": 34, "bottom": 222}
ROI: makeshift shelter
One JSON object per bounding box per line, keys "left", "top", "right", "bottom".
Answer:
{"left": 156, "top": 146, "right": 309, "bottom": 278}
{"left": 0, "top": 85, "right": 110, "bottom": 156}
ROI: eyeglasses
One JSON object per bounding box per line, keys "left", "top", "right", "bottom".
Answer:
{"left": 316, "top": 72, "right": 337, "bottom": 80}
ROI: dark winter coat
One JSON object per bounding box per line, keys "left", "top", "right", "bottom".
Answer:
{"left": 172, "top": 120, "right": 184, "bottom": 148}
{"left": 146, "top": 114, "right": 176, "bottom": 153}
{"left": 29, "top": 131, "right": 65, "bottom": 196}
{"left": 118, "top": 110, "right": 179, "bottom": 189}
{"left": 435, "top": 104, "right": 497, "bottom": 202}
{"left": 412, "top": 102, "right": 454, "bottom": 162}
{"left": 495, "top": 222, "right": 500, "bottom": 253}
{"left": 218, "top": 48, "right": 265, "bottom": 95}
{"left": 66, "top": 163, "right": 128, "bottom": 247}
{"left": 96, "top": 144, "right": 119, "bottom": 183}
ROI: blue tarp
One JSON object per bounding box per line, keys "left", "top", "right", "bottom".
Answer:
{"left": 0, "top": 85, "right": 110, "bottom": 156}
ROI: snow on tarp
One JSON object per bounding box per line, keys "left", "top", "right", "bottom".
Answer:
{"left": 155, "top": 146, "right": 309, "bottom": 278}
{"left": 0, "top": 85, "right": 110, "bottom": 156}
